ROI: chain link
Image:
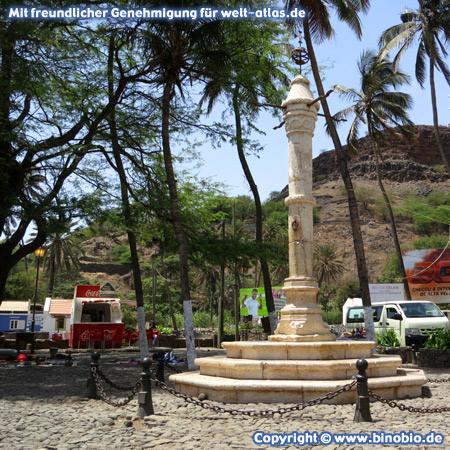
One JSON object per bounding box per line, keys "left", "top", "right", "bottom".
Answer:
{"left": 368, "top": 390, "right": 450, "bottom": 414}
{"left": 151, "top": 376, "right": 357, "bottom": 416}
{"left": 97, "top": 367, "right": 138, "bottom": 391}
{"left": 91, "top": 366, "right": 142, "bottom": 407}
{"left": 427, "top": 377, "right": 450, "bottom": 384}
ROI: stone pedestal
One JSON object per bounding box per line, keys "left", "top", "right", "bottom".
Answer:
{"left": 270, "top": 75, "right": 333, "bottom": 342}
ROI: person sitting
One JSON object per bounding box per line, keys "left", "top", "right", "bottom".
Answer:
{"left": 147, "top": 322, "right": 160, "bottom": 347}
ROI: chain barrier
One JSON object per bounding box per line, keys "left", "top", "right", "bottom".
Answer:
{"left": 150, "top": 376, "right": 357, "bottom": 416}
{"left": 97, "top": 367, "right": 138, "bottom": 391}
{"left": 427, "top": 377, "right": 450, "bottom": 384}
{"left": 368, "top": 391, "right": 450, "bottom": 414}
{"left": 91, "top": 366, "right": 142, "bottom": 407}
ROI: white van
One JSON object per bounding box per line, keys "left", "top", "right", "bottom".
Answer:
{"left": 343, "top": 299, "right": 450, "bottom": 347}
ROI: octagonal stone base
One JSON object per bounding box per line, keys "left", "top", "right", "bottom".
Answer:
{"left": 169, "top": 341, "right": 427, "bottom": 404}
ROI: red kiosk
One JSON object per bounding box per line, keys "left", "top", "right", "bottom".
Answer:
{"left": 69, "top": 285, "right": 124, "bottom": 348}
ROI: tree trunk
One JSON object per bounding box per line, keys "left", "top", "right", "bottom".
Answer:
{"left": 370, "top": 130, "right": 411, "bottom": 300}
{"left": 160, "top": 250, "right": 178, "bottom": 331}
{"left": 161, "top": 80, "right": 196, "bottom": 369}
{"left": 48, "top": 252, "right": 56, "bottom": 297}
{"left": 303, "top": 21, "right": 374, "bottom": 341}
{"left": 108, "top": 36, "right": 148, "bottom": 358}
{"left": 217, "top": 221, "right": 225, "bottom": 347}
{"left": 232, "top": 88, "right": 278, "bottom": 333}
{"left": 429, "top": 61, "right": 450, "bottom": 175}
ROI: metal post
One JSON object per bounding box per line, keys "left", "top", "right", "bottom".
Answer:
{"left": 137, "top": 357, "right": 154, "bottom": 418}
{"left": 153, "top": 351, "right": 165, "bottom": 383}
{"left": 354, "top": 358, "right": 372, "bottom": 422}
{"left": 86, "top": 352, "right": 101, "bottom": 399}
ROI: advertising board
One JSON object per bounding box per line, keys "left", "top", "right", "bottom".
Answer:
{"left": 239, "top": 286, "right": 286, "bottom": 316}
{"left": 403, "top": 249, "right": 450, "bottom": 303}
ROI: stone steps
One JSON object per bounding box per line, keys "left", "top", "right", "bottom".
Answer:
{"left": 222, "top": 341, "right": 375, "bottom": 360}
{"left": 196, "top": 355, "right": 401, "bottom": 380}
{"left": 170, "top": 368, "right": 426, "bottom": 404}
{"left": 169, "top": 340, "right": 428, "bottom": 404}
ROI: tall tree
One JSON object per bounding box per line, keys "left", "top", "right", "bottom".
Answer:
{"left": 0, "top": 8, "right": 143, "bottom": 303}
{"left": 201, "top": 18, "right": 293, "bottom": 334}
{"left": 140, "top": 14, "right": 227, "bottom": 368}
{"left": 106, "top": 34, "right": 150, "bottom": 358}
{"left": 334, "top": 50, "right": 414, "bottom": 299}
{"left": 285, "top": 0, "right": 376, "bottom": 340}
{"left": 313, "top": 243, "right": 345, "bottom": 288}
{"left": 379, "top": 1, "right": 450, "bottom": 174}
{"left": 43, "top": 223, "right": 82, "bottom": 296}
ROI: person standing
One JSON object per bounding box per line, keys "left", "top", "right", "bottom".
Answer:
{"left": 241, "top": 289, "right": 263, "bottom": 320}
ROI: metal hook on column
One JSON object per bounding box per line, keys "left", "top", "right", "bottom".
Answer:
{"left": 292, "top": 215, "right": 301, "bottom": 231}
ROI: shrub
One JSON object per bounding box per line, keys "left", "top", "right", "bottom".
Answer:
{"left": 377, "top": 328, "right": 401, "bottom": 347}
{"left": 424, "top": 328, "right": 450, "bottom": 350}
{"left": 413, "top": 235, "right": 449, "bottom": 250}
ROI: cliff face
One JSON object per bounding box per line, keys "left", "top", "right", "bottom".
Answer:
{"left": 275, "top": 125, "right": 450, "bottom": 284}
{"left": 313, "top": 125, "right": 450, "bottom": 183}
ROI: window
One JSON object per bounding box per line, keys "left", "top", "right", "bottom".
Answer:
{"left": 401, "top": 302, "right": 444, "bottom": 318}
{"left": 55, "top": 318, "right": 65, "bottom": 330}
{"left": 386, "top": 307, "right": 400, "bottom": 319}
{"left": 10, "top": 319, "right": 25, "bottom": 330}
{"left": 348, "top": 306, "right": 383, "bottom": 323}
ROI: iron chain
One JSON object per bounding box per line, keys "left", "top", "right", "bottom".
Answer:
{"left": 427, "top": 377, "right": 450, "bottom": 384}
{"left": 97, "top": 367, "right": 137, "bottom": 391}
{"left": 368, "top": 390, "right": 450, "bottom": 414}
{"left": 151, "top": 376, "right": 357, "bottom": 416}
{"left": 91, "top": 366, "right": 142, "bottom": 407}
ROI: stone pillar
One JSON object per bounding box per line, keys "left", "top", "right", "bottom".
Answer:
{"left": 269, "top": 75, "right": 334, "bottom": 342}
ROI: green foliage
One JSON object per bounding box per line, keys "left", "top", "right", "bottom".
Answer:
{"left": 159, "top": 326, "right": 173, "bottom": 335}
{"left": 354, "top": 185, "right": 375, "bottom": 212}
{"left": 5, "top": 271, "right": 39, "bottom": 301}
{"left": 376, "top": 252, "right": 403, "bottom": 283}
{"left": 335, "top": 281, "right": 361, "bottom": 309}
{"left": 193, "top": 311, "right": 213, "bottom": 328}
{"left": 377, "top": 329, "right": 401, "bottom": 347}
{"left": 413, "top": 235, "right": 449, "bottom": 250}
{"left": 432, "top": 165, "right": 446, "bottom": 174}
{"left": 313, "top": 244, "right": 345, "bottom": 287}
{"left": 424, "top": 328, "right": 450, "bottom": 350}
{"left": 313, "top": 206, "right": 320, "bottom": 223}
{"left": 396, "top": 194, "right": 450, "bottom": 235}
{"left": 121, "top": 306, "right": 138, "bottom": 330}
{"left": 112, "top": 244, "right": 130, "bottom": 263}
{"left": 321, "top": 309, "right": 343, "bottom": 325}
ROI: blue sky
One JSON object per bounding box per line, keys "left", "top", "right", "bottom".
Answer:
{"left": 188, "top": 1, "right": 450, "bottom": 201}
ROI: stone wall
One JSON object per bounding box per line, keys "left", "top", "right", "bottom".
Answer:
{"left": 239, "top": 329, "right": 269, "bottom": 341}
{"left": 376, "top": 346, "right": 413, "bottom": 364}
{"left": 418, "top": 348, "right": 450, "bottom": 368}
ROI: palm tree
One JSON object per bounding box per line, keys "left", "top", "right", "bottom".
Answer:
{"left": 284, "top": 0, "right": 376, "bottom": 340}
{"left": 379, "top": 1, "right": 450, "bottom": 174}
{"left": 334, "top": 50, "right": 414, "bottom": 299}
{"left": 200, "top": 18, "right": 292, "bottom": 334}
{"left": 44, "top": 225, "right": 83, "bottom": 296}
{"left": 141, "top": 16, "right": 227, "bottom": 369}
{"left": 313, "top": 244, "right": 345, "bottom": 288}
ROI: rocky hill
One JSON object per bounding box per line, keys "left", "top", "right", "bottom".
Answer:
{"left": 313, "top": 125, "right": 450, "bottom": 183}
{"left": 309, "top": 125, "right": 449, "bottom": 283}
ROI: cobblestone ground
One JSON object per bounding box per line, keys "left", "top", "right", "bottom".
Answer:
{"left": 0, "top": 348, "right": 449, "bottom": 450}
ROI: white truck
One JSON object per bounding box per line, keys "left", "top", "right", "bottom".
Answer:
{"left": 343, "top": 298, "right": 450, "bottom": 346}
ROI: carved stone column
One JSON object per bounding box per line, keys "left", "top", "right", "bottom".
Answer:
{"left": 269, "top": 75, "right": 335, "bottom": 342}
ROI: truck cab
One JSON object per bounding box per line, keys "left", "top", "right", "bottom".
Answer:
{"left": 344, "top": 299, "right": 450, "bottom": 346}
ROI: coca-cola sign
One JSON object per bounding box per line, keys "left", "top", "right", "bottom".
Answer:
{"left": 75, "top": 285, "right": 100, "bottom": 298}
